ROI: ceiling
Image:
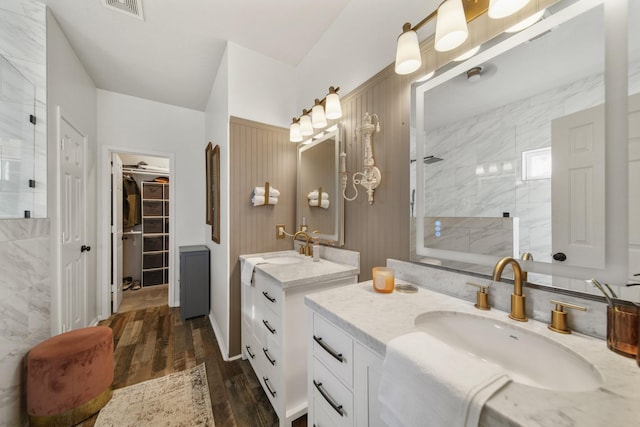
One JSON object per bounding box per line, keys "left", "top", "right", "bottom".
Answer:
{"left": 41, "top": 0, "right": 358, "bottom": 111}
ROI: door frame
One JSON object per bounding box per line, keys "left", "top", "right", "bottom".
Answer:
{"left": 97, "top": 145, "right": 176, "bottom": 320}
{"left": 52, "top": 106, "right": 88, "bottom": 335}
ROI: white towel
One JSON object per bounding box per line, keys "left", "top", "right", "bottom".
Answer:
{"left": 307, "top": 190, "right": 329, "bottom": 200}
{"left": 308, "top": 198, "right": 330, "bottom": 209}
{"left": 251, "top": 195, "right": 278, "bottom": 206}
{"left": 253, "top": 186, "right": 280, "bottom": 197}
{"left": 378, "top": 331, "right": 510, "bottom": 427}
{"left": 241, "top": 257, "right": 264, "bottom": 286}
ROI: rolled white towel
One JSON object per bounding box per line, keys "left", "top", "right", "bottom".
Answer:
{"left": 253, "top": 186, "right": 280, "bottom": 197}
{"left": 307, "top": 190, "right": 329, "bottom": 200}
{"left": 251, "top": 195, "right": 278, "bottom": 206}
{"left": 309, "top": 198, "right": 330, "bottom": 209}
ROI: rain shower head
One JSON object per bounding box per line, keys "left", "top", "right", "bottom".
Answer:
{"left": 410, "top": 155, "right": 444, "bottom": 164}
{"left": 423, "top": 155, "right": 444, "bottom": 164}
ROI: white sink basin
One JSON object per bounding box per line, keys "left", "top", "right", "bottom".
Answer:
{"left": 263, "top": 255, "right": 303, "bottom": 265}
{"left": 415, "top": 311, "right": 603, "bottom": 392}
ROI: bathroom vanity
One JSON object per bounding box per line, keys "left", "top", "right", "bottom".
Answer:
{"left": 240, "top": 249, "right": 359, "bottom": 427}
{"left": 305, "top": 264, "right": 640, "bottom": 426}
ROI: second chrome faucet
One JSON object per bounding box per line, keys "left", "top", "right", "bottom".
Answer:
{"left": 492, "top": 257, "right": 528, "bottom": 322}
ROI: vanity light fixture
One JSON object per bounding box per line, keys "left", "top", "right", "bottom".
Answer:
{"left": 394, "top": 0, "right": 531, "bottom": 75}
{"left": 340, "top": 112, "right": 382, "bottom": 205}
{"left": 289, "top": 86, "right": 342, "bottom": 142}
{"left": 289, "top": 118, "right": 303, "bottom": 143}
{"left": 300, "top": 110, "right": 314, "bottom": 136}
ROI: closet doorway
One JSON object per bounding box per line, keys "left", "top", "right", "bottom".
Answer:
{"left": 107, "top": 150, "right": 173, "bottom": 314}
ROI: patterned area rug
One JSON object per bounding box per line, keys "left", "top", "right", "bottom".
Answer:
{"left": 95, "top": 364, "right": 215, "bottom": 427}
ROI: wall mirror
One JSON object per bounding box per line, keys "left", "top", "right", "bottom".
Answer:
{"left": 206, "top": 143, "right": 220, "bottom": 243}
{"left": 411, "top": 0, "right": 636, "bottom": 296}
{"left": 0, "top": 54, "right": 36, "bottom": 219}
{"left": 296, "top": 125, "right": 344, "bottom": 246}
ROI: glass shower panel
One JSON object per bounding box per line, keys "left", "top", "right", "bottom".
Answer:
{"left": 0, "top": 54, "right": 35, "bottom": 218}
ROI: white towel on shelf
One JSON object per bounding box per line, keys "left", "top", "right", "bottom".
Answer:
{"left": 378, "top": 331, "right": 510, "bottom": 427}
{"left": 251, "top": 195, "right": 278, "bottom": 206}
{"left": 241, "top": 257, "right": 265, "bottom": 286}
{"left": 307, "top": 190, "right": 329, "bottom": 200}
{"left": 308, "top": 198, "right": 330, "bottom": 209}
{"left": 253, "top": 186, "right": 280, "bottom": 197}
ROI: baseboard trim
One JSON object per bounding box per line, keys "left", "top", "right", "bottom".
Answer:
{"left": 208, "top": 312, "right": 230, "bottom": 361}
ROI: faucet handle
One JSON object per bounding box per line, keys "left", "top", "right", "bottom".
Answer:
{"left": 548, "top": 299, "right": 587, "bottom": 334}
{"left": 467, "top": 282, "right": 491, "bottom": 311}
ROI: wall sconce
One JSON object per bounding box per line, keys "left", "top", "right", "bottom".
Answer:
{"left": 289, "top": 86, "right": 342, "bottom": 142}
{"left": 394, "top": 0, "right": 532, "bottom": 75}
{"left": 340, "top": 112, "right": 381, "bottom": 205}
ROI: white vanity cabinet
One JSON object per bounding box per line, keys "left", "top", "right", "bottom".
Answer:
{"left": 307, "top": 310, "right": 385, "bottom": 427}
{"left": 240, "top": 256, "right": 359, "bottom": 427}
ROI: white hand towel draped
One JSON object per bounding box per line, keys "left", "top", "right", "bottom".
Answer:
{"left": 241, "top": 257, "right": 265, "bottom": 286}
{"left": 309, "top": 198, "right": 330, "bottom": 209}
{"left": 307, "top": 190, "right": 329, "bottom": 200}
{"left": 378, "top": 331, "right": 510, "bottom": 427}
{"left": 253, "top": 186, "right": 281, "bottom": 197}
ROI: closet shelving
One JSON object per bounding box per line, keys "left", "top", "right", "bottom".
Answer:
{"left": 141, "top": 181, "right": 170, "bottom": 287}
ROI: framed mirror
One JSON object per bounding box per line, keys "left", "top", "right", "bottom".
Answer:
{"left": 205, "top": 142, "right": 213, "bottom": 225}
{"left": 411, "top": 0, "right": 634, "bottom": 293}
{"left": 206, "top": 143, "right": 220, "bottom": 243}
{"left": 296, "top": 125, "right": 344, "bottom": 246}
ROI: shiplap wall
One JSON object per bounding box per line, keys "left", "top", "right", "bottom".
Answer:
{"left": 229, "top": 117, "right": 297, "bottom": 355}
{"left": 339, "top": 64, "right": 413, "bottom": 282}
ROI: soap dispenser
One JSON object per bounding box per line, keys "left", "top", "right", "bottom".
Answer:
{"left": 312, "top": 232, "right": 320, "bottom": 262}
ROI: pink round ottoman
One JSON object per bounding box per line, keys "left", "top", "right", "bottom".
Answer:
{"left": 27, "top": 326, "right": 114, "bottom": 427}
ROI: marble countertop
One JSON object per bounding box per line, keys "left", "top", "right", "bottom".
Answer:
{"left": 240, "top": 250, "right": 359, "bottom": 289}
{"left": 304, "top": 281, "right": 640, "bottom": 427}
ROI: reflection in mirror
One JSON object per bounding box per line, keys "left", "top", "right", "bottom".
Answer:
{"left": 297, "top": 125, "right": 344, "bottom": 246}
{"left": 630, "top": 0, "right": 640, "bottom": 282}
{"left": 0, "top": 54, "right": 35, "bottom": 218}
{"left": 410, "top": 0, "right": 634, "bottom": 295}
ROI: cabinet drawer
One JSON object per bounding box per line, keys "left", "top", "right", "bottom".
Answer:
{"left": 143, "top": 269, "right": 165, "bottom": 286}
{"left": 313, "top": 313, "right": 354, "bottom": 388}
{"left": 144, "top": 236, "right": 163, "bottom": 252}
{"left": 313, "top": 399, "right": 340, "bottom": 427}
{"left": 256, "top": 276, "right": 283, "bottom": 318}
{"left": 260, "top": 303, "right": 280, "bottom": 339}
{"left": 313, "top": 358, "right": 354, "bottom": 427}
{"left": 143, "top": 252, "right": 164, "bottom": 269}
{"left": 143, "top": 218, "right": 164, "bottom": 233}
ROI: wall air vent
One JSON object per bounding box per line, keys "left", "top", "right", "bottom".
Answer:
{"left": 102, "top": 0, "right": 144, "bottom": 21}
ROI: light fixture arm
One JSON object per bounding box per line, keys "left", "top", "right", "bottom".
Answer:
{"left": 340, "top": 112, "right": 382, "bottom": 205}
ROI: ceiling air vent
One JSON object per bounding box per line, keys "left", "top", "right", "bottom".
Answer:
{"left": 102, "top": 0, "right": 144, "bottom": 21}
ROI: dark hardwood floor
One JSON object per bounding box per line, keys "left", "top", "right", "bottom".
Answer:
{"left": 80, "top": 305, "right": 306, "bottom": 427}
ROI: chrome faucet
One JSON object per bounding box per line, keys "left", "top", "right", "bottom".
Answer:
{"left": 492, "top": 257, "right": 527, "bottom": 322}
{"left": 293, "top": 231, "right": 311, "bottom": 256}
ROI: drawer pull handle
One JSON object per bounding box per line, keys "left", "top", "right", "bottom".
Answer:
{"left": 263, "top": 320, "right": 276, "bottom": 334}
{"left": 263, "top": 376, "right": 277, "bottom": 397}
{"left": 313, "top": 335, "right": 344, "bottom": 363}
{"left": 263, "top": 347, "right": 276, "bottom": 365}
{"left": 262, "top": 291, "right": 276, "bottom": 303}
{"left": 245, "top": 345, "right": 255, "bottom": 359}
{"left": 313, "top": 380, "right": 345, "bottom": 417}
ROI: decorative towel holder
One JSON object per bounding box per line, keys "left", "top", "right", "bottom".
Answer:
{"left": 263, "top": 182, "right": 271, "bottom": 206}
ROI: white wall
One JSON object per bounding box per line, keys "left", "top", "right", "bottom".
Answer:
{"left": 97, "top": 90, "right": 205, "bottom": 308}
{"left": 227, "top": 42, "right": 296, "bottom": 128}
{"left": 47, "top": 9, "right": 99, "bottom": 331}
{"left": 204, "top": 47, "right": 231, "bottom": 357}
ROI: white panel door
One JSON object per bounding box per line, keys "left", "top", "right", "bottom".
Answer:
{"left": 629, "top": 93, "right": 640, "bottom": 279}
{"left": 112, "top": 153, "right": 124, "bottom": 312}
{"left": 60, "top": 116, "right": 87, "bottom": 332}
{"left": 551, "top": 104, "right": 605, "bottom": 269}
